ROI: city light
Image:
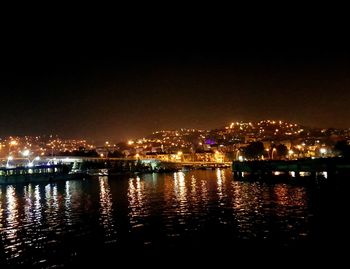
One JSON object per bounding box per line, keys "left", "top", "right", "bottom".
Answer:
{"left": 0, "top": 119, "right": 348, "bottom": 169}
{"left": 22, "top": 149, "right": 30, "bottom": 157}
{"left": 9, "top": 141, "right": 17, "bottom": 146}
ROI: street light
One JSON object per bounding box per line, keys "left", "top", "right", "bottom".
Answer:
{"left": 320, "top": 148, "right": 327, "bottom": 157}
{"left": 288, "top": 150, "right": 294, "bottom": 159}
{"left": 22, "top": 149, "right": 30, "bottom": 157}
{"left": 21, "top": 150, "right": 40, "bottom": 167}
{"left": 6, "top": 156, "right": 13, "bottom": 168}
{"left": 271, "top": 148, "right": 277, "bottom": 160}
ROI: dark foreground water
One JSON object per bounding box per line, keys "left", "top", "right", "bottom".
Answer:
{"left": 0, "top": 169, "right": 349, "bottom": 267}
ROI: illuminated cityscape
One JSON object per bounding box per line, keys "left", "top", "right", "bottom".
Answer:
{"left": 1, "top": 32, "right": 350, "bottom": 266}
{"left": 2, "top": 120, "right": 348, "bottom": 165}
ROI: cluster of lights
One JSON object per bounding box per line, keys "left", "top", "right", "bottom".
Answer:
{"left": 0, "top": 136, "right": 96, "bottom": 160}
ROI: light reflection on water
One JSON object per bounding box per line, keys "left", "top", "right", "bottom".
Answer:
{"left": 99, "top": 176, "right": 117, "bottom": 242}
{"left": 5, "top": 186, "right": 20, "bottom": 258}
{"left": 128, "top": 176, "right": 150, "bottom": 229}
{"left": 0, "top": 169, "right": 319, "bottom": 266}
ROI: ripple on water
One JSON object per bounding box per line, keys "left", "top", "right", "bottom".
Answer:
{"left": 0, "top": 170, "right": 319, "bottom": 266}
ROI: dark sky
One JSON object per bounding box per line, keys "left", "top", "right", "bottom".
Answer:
{"left": 1, "top": 30, "right": 350, "bottom": 142}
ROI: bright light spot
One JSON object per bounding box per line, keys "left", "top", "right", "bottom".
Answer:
{"left": 28, "top": 162, "right": 34, "bottom": 167}
{"left": 320, "top": 148, "right": 327, "bottom": 154}
{"left": 100, "top": 153, "right": 104, "bottom": 157}
{"left": 34, "top": 156, "right": 40, "bottom": 161}
{"left": 9, "top": 141, "right": 17, "bottom": 146}
{"left": 135, "top": 153, "right": 140, "bottom": 158}
{"left": 290, "top": 171, "right": 296, "bottom": 177}
{"left": 288, "top": 150, "right": 294, "bottom": 155}
{"left": 22, "top": 149, "right": 30, "bottom": 157}
{"left": 238, "top": 156, "right": 244, "bottom": 162}
{"left": 128, "top": 140, "right": 134, "bottom": 145}
{"left": 7, "top": 156, "right": 13, "bottom": 161}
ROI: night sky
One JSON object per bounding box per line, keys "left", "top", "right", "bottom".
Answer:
{"left": 1, "top": 32, "right": 350, "bottom": 142}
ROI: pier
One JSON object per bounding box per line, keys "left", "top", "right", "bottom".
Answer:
{"left": 0, "top": 156, "right": 231, "bottom": 184}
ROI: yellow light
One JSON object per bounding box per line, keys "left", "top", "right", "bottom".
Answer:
{"left": 9, "top": 141, "right": 17, "bottom": 146}
{"left": 177, "top": 151, "right": 183, "bottom": 156}
{"left": 128, "top": 140, "right": 134, "bottom": 145}
{"left": 288, "top": 150, "right": 294, "bottom": 155}
{"left": 100, "top": 153, "right": 104, "bottom": 157}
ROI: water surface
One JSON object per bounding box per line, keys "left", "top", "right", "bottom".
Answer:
{"left": 0, "top": 169, "right": 347, "bottom": 267}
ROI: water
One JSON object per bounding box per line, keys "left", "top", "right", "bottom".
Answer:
{"left": 0, "top": 169, "right": 348, "bottom": 267}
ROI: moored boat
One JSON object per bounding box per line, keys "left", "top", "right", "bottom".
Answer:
{"left": 0, "top": 164, "right": 87, "bottom": 184}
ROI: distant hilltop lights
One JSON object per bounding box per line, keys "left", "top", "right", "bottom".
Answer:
{"left": 121, "top": 120, "right": 350, "bottom": 162}
{"left": 228, "top": 120, "right": 298, "bottom": 129}
{"left": 0, "top": 120, "right": 349, "bottom": 163}
{"left": 226, "top": 120, "right": 302, "bottom": 136}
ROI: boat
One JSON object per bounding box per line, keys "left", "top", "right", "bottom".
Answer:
{"left": 0, "top": 164, "right": 87, "bottom": 184}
